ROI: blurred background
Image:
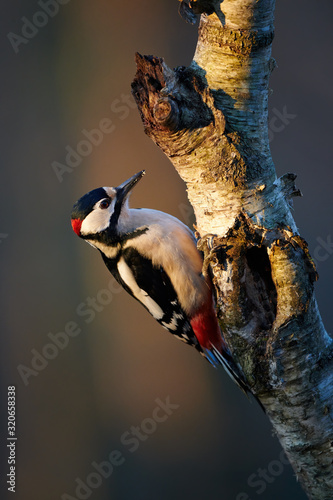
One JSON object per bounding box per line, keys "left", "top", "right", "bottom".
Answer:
{"left": 1, "top": 1, "right": 332, "bottom": 499}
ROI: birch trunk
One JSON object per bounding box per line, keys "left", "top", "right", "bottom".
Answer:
{"left": 131, "top": 1, "right": 333, "bottom": 498}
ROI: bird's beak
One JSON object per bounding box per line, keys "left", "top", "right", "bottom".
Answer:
{"left": 116, "top": 170, "right": 145, "bottom": 204}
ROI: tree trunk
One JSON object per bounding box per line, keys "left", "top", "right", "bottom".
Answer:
{"left": 131, "top": 1, "right": 333, "bottom": 498}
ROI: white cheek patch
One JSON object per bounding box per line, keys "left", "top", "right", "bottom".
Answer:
{"left": 117, "top": 258, "right": 164, "bottom": 320}
{"left": 80, "top": 209, "right": 110, "bottom": 235}
{"left": 80, "top": 198, "right": 116, "bottom": 236}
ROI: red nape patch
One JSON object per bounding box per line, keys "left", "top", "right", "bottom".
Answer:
{"left": 71, "top": 218, "right": 82, "bottom": 236}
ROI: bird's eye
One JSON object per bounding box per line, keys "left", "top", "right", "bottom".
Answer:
{"left": 99, "top": 199, "right": 110, "bottom": 209}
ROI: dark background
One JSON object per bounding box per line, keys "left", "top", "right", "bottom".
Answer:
{"left": 1, "top": 1, "right": 332, "bottom": 499}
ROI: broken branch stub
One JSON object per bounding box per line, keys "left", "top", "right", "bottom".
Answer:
{"left": 132, "top": 53, "right": 223, "bottom": 143}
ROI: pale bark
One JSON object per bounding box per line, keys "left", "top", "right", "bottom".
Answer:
{"left": 131, "top": 1, "right": 333, "bottom": 498}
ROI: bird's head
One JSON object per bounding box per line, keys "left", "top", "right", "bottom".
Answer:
{"left": 71, "top": 170, "right": 145, "bottom": 242}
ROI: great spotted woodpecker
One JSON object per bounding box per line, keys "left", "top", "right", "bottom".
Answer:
{"left": 71, "top": 171, "right": 250, "bottom": 395}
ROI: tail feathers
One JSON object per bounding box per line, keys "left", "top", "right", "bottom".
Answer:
{"left": 201, "top": 346, "right": 220, "bottom": 368}
{"left": 210, "top": 344, "right": 266, "bottom": 413}
{"left": 204, "top": 344, "right": 250, "bottom": 396}
{"left": 203, "top": 344, "right": 265, "bottom": 412}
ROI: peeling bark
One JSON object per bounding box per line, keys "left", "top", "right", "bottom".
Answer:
{"left": 131, "top": 1, "right": 333, "bottom": 498}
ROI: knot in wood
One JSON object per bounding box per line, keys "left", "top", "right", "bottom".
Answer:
{"left": 153, "top": 97, "right": 179, "bottom": 131}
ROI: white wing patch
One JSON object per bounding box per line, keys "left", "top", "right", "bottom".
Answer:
{"left": 117, "top": 257, "right": 164, "bottom": 320}
{"left": 80, "top": 197, "right": 116, "bottom": 236}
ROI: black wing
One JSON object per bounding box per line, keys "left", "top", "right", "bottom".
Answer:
{"left": 103, "top": 247, "right": 201, "bottom": 351}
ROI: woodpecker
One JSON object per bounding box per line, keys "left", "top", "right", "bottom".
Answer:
{"left": 71, "top": 171, "right": 250, "bottom": 395}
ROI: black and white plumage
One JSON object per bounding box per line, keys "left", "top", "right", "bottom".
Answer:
{"left": 71, "top": 171, "right": 251, "bottom": 396}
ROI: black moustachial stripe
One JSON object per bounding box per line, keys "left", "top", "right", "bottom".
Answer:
{"left": 82, "top": 226, "right": 149, "bottom": 249}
